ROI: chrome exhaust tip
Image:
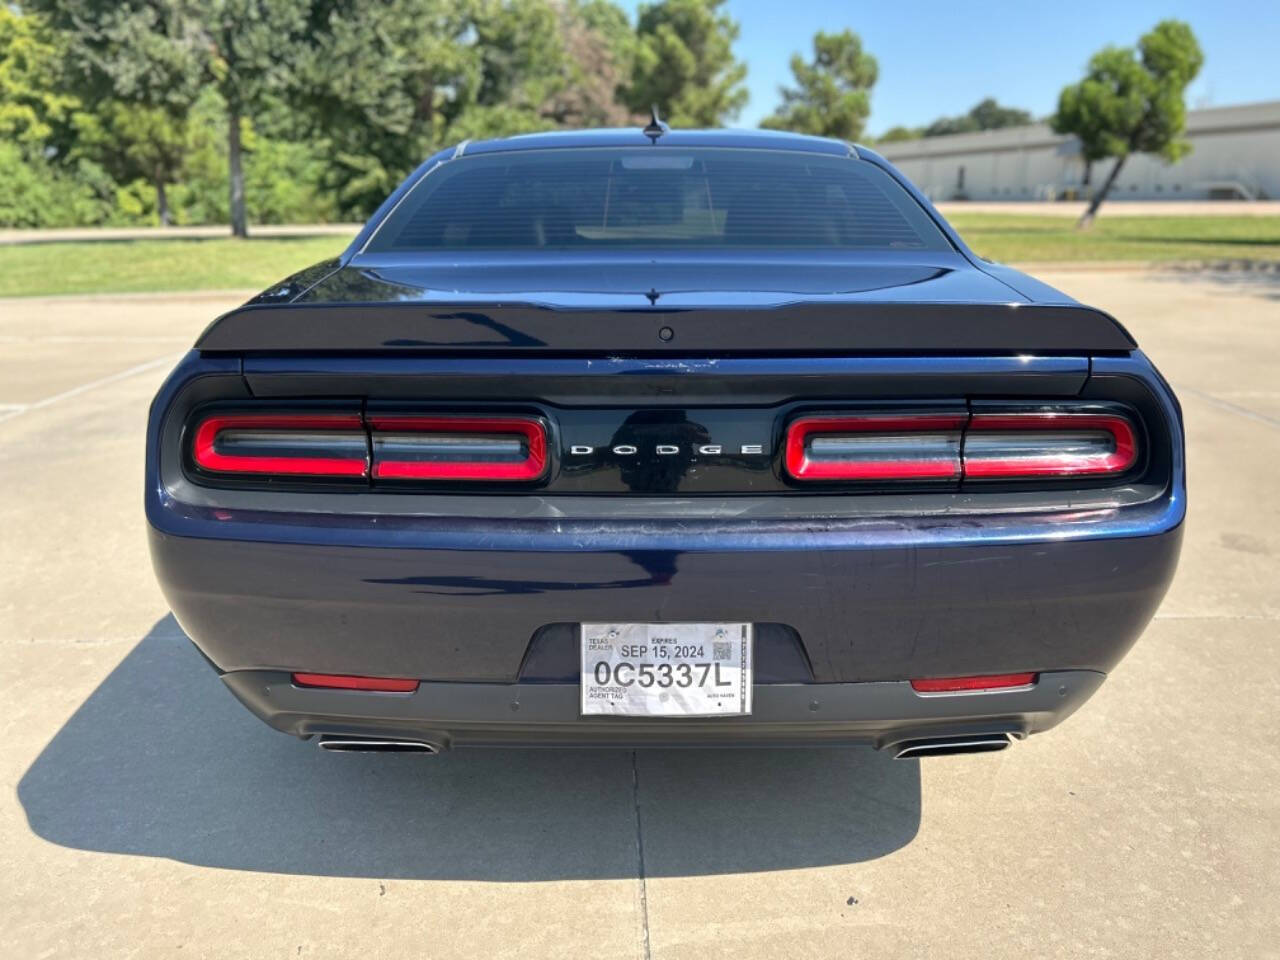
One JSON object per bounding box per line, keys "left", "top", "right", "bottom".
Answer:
{"left": 317, "top": 736, "right": 440, "bottom": 754}
{"left": 892, "top": 734, "right": 1011, "bottom": 759}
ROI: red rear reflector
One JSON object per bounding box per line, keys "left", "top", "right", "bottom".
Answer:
{"left": 292, "top": 673, "right": 419, "bottom": 693}
{"left": 785, "top": 414, "right": 967, "bottom": 481}
{"left": 910, "top": 672, "right": 1037, "bottom": 693}
{"left": 963, "top": 412, "right": 1137, "bottom": 478}
{"left": 192, "top": 413, "right": 368, "bottom": 477}
{"left": 369, "top": 415, "right": 547, "bottom": 481}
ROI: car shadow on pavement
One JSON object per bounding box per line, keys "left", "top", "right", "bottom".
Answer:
{"left": 18, "top": 616, "right": 920, "bottom": 880}
{"left": 1153, "top": 262, "right": 1280, "bottom": 301}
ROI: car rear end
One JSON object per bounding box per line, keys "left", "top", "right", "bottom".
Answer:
{"left": 145, "top": 133, "right": 1184, "bottom": 756}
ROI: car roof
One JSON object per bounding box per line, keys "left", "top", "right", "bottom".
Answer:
{"left": 461, "top": 127, "right": 858, "bottom": 158}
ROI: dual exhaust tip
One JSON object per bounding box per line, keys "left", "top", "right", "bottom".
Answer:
{"left": 317, "top": 736, "right": 441, "bottom": 754}
{"left": 316, "top": 733, "right": 1011, "bottom": 757}
{"left": 891, "top": 733, "right": 1010, "bottom": 759}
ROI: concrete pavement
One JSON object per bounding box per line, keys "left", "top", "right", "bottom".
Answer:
{"left": 1, "top": 271, "right": 1277, "bottom": 959}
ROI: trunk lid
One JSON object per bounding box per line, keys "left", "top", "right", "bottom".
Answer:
{"left": 199, "top": 256, "right": 1134, "bottom": 355}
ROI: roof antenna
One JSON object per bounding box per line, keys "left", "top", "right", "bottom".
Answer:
{"left": 642, "top": 104, "right": 668, "bottom": 143}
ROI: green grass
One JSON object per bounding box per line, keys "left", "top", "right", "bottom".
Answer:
{"left": 0, "top": 235, "right": 354, "bottom": 298}
{"left": 1, "top": 216, "right": 1278, "bottom": 298}
{"left": 948, "top": 214, "right": 1280, "bottom": 264}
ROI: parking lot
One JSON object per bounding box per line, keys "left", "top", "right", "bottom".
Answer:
{"left": 1, "top": 268, "right": 1277, "bottom": 959}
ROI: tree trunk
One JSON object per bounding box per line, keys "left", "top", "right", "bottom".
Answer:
{"left": 1077, "top": 155, "right": 1126, "bottom": 230}
{"left": 155, "top": 176, "right": 171, "bottom": 227}
{"left": 1082, "top": 160, "right": 1092, "bottom": 187}
{"left": 228, "top": 105, "right": 248, "bottom": 238}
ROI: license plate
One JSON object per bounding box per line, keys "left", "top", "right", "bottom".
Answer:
{"left": 580, "top": 623, "right": 753, "bottom": 717}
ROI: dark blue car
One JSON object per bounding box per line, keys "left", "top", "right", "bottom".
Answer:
{"left": 146, "top": 126, "right": 1183, "bottom": 758}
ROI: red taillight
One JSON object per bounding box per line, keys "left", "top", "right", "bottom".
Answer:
{"left": 910, "top": 673, "right": 1037, "bottom": 693}
{"left": 192, "top": 414, "right": 368, "bottom": 477}
{"left": 963, "top": 412, "right": 1138, "bottom": 478}
{"left": 784, "top": 414, "right": 967, "bottom": 481}
{"left": 785, "top": 410, "right": 1139, "bottom": 483}
{"left": 292, "top": 673, "right": 419, "bottom": 693}
{"left": 369, "top": 415, "right": 547, "bottom": 481}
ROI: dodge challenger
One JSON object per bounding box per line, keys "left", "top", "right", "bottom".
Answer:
{"left": 146, "top": 124, "right": 1184, "bottom": 758}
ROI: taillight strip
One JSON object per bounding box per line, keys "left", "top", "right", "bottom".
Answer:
{"left": 785, "top": 410, "right": 1140, "bottom": 483}
{"left": 369, "top": 415, "right": 547, "bottom": 481}
{"left": 192, "top": 414, "right": 368, "bottom": 477}
{"left": 963, "top": 413, "right": 1137, "bottom": 478}
{"left": 785, "top": 414, "right": 967, "bottom": 481}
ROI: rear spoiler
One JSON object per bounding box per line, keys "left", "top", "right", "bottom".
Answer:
{"left": 196, "top": 300, "right": 1136, "bottom": 354}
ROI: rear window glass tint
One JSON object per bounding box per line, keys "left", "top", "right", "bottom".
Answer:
{"left": 368, "top": 147, "right": 950, "bottom": 252}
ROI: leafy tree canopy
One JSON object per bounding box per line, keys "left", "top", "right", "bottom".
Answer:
{"left": 0, "top": 7, "right": 80, "bottom": 152}
{"left": 71, "top": 102, "right": 188, "bottom": 223}
{"left": 925, "top": 97, "right": 1032, "bottom": 137}
{"left": 759, "top": 30, "right": 877, "bottom": 141}
{"left": 32, "top": 0, "right": 318, "bottom": 233}
{"left": 299, "top": 0, "right": 626, "bottom": 215}
{"left": 874, "top": 125, "right": 922, "bottom": 144}
{"left": 625, "top": 0, "right": 747, "bottom": 127}
{"left": 0, "top": 9, "right": 1216, "bottom": 237}
{"left": 875, "top": 98, "right": 1033, "bottom": 143}
{"left": 1052, "top": 19, "right": 1203, "bottom": 225}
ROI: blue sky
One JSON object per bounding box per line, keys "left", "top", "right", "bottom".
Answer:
{"left": 620, "top": 0, "right": 1280, "bottom": 134}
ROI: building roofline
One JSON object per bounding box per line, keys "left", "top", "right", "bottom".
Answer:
{"left": 876, "top": 99, "right": 1280, "bottom": 162}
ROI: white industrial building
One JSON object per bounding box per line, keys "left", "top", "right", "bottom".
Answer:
{"left": 876, "top": 100, "right": 1280, "bottom": 202}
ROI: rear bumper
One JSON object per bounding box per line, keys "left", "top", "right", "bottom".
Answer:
{"left": 222, "top": 668, "right": 1106, "bottom": 751}
{"left": 150, "top": 515, "right": 1181, "bottom": 685}
{"left": 146, "top": 350, "right": 1185, "bottom": 746}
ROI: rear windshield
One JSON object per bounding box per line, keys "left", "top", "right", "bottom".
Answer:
{"left": 367, "top": 147, "right": 951, "bottom": 253}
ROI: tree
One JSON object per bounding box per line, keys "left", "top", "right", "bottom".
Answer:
{"left": 299, "top": 0, "right": 642, "bottom": 218}
{"left": 922, "top": 98, "right": 1032, "bottom": 137}
{"left": 0, "top": 7, "right": 81, "bottom": 154}
{"left": 200, "top": 1, "right": 314, "bottom": 236}
{"left": 875, "top": 125, "right": 921, "bottom": 144}
{"left": 870, "top": 98, "right": 1031, "bottom": 145}
{"left": 35, "top": 1, "right": 314, "bottom": 236}
{"left": 967, "top": 97, "right": 1033, "bottom": 132}
{"left": 466, "top": 0, "right": 568, "bottom": 125}
{"left": 295, "top": 0, "right": 473, "bottom": 217}
{"left": 299, "top": 0, "right": 593, "bottom": 218}
{"left": 73, "top": 103, "right": 188, "bottom": 225}
{"left": 1052, "top": 19, "right": 1203, "bottom": 228}
{"left": 541, "top": 0, "right": 637, "bottom": 128}
{"left": 1057, "top": 112, "right": 1110, "bottom": 192}
{"left": 165, "top": 89, "right": 334, "bottom": 225}
{"left": 625, "top": 0, "right": 747, "bottom": 127}
{"left": 760, "top": 30, "right": 877, "bottom": 140}
{"left": 0, "top": 7, "right": 118, "bottom": 227}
